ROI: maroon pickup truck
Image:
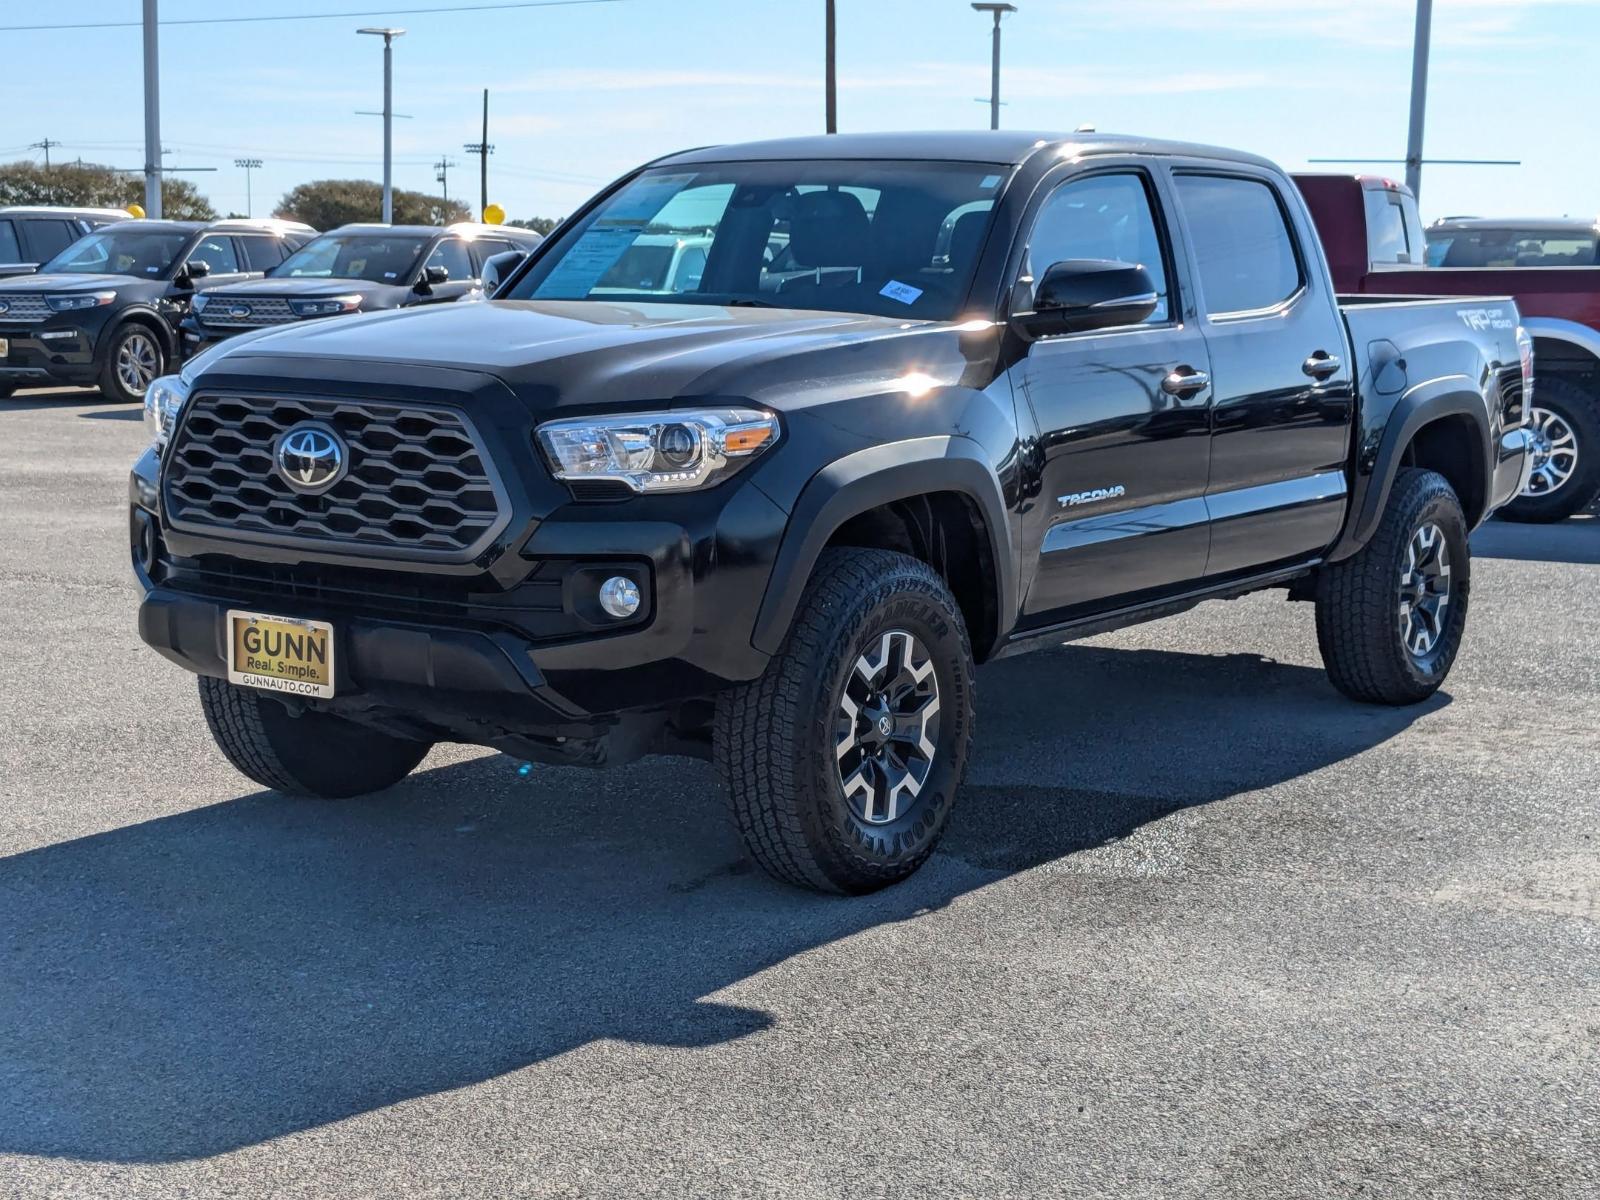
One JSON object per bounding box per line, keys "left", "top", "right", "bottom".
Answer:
{"left": 1296, "top": 173, "right": 1600, "bottom": 522}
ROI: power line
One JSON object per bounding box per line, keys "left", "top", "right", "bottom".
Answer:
{"left": 0, "top": 0, "right": 633, "bottom": 33}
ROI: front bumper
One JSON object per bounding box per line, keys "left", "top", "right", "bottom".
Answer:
{"left": 0, "top": 325, "right": 100, "bottom": 385}
{"left": 130, "top": 433, "right": 785, "bottom": 755}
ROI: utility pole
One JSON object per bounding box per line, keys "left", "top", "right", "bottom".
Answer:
{"left": 464, "top": 90, "right": 494, "bottom": 222}
{"left": 30, "top": 138, "right": 60, "bottom": 202}
{"left": 434, "top": 156, "right": 457, "bottom": 223}
{"left": 234, "top": 158, "right": 262, "bottom": 218}
{"left": 358, "top": 27, "right": 405, "bottom": 223}
{"left": 142, "top": 0, "right": 162, "bottom": 217}
{"left": 824, "top": 0, "right": 837, "bottom": 133}
{"left": 1404, "top": 0, "right": 1433, "bottom": 200}
{"left": 972, "top": 3, "right": 1016, "bottom": 131}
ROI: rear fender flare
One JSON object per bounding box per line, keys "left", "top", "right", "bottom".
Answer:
{"left": 1522, "top": 316, "right": 1600, "bottom": 367}
{"left": 1328, "top": 378, "right": 1490, "bottom": 560}
{"left": 750, "top": 435, "right": 1016, "bottom": 658}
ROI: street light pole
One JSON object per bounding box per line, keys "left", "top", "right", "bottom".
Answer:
{"left": 234, "top": 158, "right": 262, "bottom": 218}
{"left": 358, "top": 27, "right": 405, "bottom": 223}
{"left": 142, "top": 0, "right": 162, "bottom": 217}
{"left": 971, "top": 4, "right": 1016, "bottom": 132}
{"left": 1404, "top": 0, "right": 1433, "bottom": 200}
{"left": 824, "top": 0, "right": 837, "bottom": 133}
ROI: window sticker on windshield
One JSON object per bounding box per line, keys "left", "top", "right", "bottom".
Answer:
{"left": 980, "top": 174, "right": 1002, "bottom": 189}
{"left": 605, "top": 173, "right": 699, "bottom": 223}
{"left": 537, "top": 225, "right": 646, "bottom": 299}
{"left": 879, "top": 280, "right": 923, "bottom": 305}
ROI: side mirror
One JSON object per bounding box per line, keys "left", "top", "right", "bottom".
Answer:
{"left": 1014, "top": 259, "right": 1158, "bottom": 338}
{"left": 178, "top": 259, "right": 211, "bottom": 286}
{"left": 480, "top": 250, "right": 526, "bottom": 294}
{"left": 420, "top": 264, "right": 450, "bottom": 288}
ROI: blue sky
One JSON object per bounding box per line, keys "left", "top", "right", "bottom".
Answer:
{"left": 3, "top": 0, "right": 1593, "bottom": 224}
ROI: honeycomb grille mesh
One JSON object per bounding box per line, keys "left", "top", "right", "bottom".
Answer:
{"left": 163, "top": 394, "right": 504, "bottom": 556}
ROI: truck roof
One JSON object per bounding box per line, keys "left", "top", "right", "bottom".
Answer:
{"left": 657, "top": 130, "right": 1279, "bottom": 171}
{"left": 1428, "top": 216, "right": 1599, "bottom": 235}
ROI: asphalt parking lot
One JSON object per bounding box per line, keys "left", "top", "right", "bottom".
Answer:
{"left": 1, "top": 386, "right": 1596, "bottom": 1199}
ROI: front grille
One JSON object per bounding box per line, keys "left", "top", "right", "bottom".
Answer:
{"left": 0, "top": 294, "right": 49, "bottom": 323}
{"left": 198, "top": 297, "right": 297, "bottom": 329}
{"left": 163, "top": 393, "right": 508, "bottom": 559}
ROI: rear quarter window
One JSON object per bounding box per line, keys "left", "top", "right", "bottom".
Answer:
{"left": 1175, "top": 174, "right": 1303, "bottom": 316}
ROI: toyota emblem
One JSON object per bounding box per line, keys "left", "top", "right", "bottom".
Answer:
{"left": 275, "top": 422, "right": 348, "bottom": 494}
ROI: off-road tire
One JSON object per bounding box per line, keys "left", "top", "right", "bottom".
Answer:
{"left": 1498, "top": 376, "right": 1600, "bottom": 523}
{"left": 198, "top": 676, "right": 431, "bottom": 797}
{"left": 96, "top": 322, "right": 165, "bottom": 404}
{"left": 714, "top": 548, "right": 975, "bottom": 894}
{"left": 1315, "top": 468, "right": 1470, "bottom": 705}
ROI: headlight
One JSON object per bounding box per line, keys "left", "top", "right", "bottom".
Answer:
{"left": 143, "top": 374, "right": 192, "bottom": 449}
{"left": 46, "top": 291, "right": 116, "bottom": 312}
{"left": 289, "top": 295, "right": 363, "bottom": 317}
{"left": 536, "top": 407, "right": 779, "bottom": 493}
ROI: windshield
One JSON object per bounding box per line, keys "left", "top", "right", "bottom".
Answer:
{"left": 1426, "top": 227, "right": 1600, "bottom": 268}
{"left": 41, "top": 229, "right": 188, "bottom": 278}
{"left": 272, "top": 233, "right": 431, "bottom": 283}
{"left": 507, "top": 160, "right": 1009, "bottom": 319}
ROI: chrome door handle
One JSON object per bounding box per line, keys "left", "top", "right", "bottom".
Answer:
{"left": 1161, "top": 366, "right": 1209, "bottom": 397}
{"left": 1303, "top": 352, "right": 1342, "bottom": 380}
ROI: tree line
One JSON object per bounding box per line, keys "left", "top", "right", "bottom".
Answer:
{"left": 0, "top": 160, "right": 558, "bottom": 231}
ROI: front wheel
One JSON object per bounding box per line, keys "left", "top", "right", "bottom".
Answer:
{"left": 714, "top": 548, "right": 975, "bottom": 894}
{"left": 97, "top": 322, "right": 165, "bottom": 404}
{"left": 1498, "top": 377, "right": 1600, "bottom": 523}
{"left": 198, "top": 676, "right": 432, "bottom": 797}
{"left": 1315, "top": 468, "right": 1470, "bottom": 706}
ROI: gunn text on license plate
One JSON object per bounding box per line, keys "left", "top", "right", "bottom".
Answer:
{"left": 226, "top": 610, "right": 335, "bottom": 699}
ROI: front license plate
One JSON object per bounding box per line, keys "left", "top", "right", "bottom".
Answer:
{"left": 226, "top": 610, "right": 335, "bottom": 698}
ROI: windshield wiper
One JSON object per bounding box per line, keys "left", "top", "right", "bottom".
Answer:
{"left": 725, "top": 297, "right": 778, "bottom": 308}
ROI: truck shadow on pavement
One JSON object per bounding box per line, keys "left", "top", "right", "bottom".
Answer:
{"left": 0, "top": 645, "right": 1444, "bottom": 1163}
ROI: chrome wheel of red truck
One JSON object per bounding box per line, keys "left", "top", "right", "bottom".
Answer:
{"left": 1500, "top": 378, "right": 1600, "bottom": 523}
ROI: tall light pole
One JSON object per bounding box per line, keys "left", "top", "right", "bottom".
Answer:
{"left": 234, "top": 158, "right": 262, "bottom": 218}
{"left": 358, "top": 27, "right": 405, "bottom": 223}
{"left": 1404, "top": 0, "right": 1433, "bottom": 200}
{"left": 142, "top": 0, "right": 162, "bottom": 216}
{"left": 972, "top": 3, "right": 1016, "bottom": 131}
{"left": 824, "top": 0, "right": 837, "bottom": 133}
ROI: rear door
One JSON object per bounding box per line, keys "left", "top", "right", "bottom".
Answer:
{"left": 1005, "top": 162, "right": 1214, "bottom": 621}
{"left": 1170, "top": 168, "right": 1355, "bottom": 576}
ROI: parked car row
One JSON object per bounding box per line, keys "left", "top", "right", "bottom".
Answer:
{"left": 0, "top": 211, "right": 541, "bottom": 401}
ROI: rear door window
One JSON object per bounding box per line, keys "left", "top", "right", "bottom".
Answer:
{"left": 1175, "top": 174, "right": 1304, "bottom": 316}
{"left": 238, "top": 235, "right": 286, "bottom": 271}
{"left": 0, "top": 220, "right": 20, "bottom": 263}
{"left": 22, "top": 220, "right": 78, "bottom": 263}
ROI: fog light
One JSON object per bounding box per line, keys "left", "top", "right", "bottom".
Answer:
{"left": 598, "top": 575, "right": 641, "bottom": 619}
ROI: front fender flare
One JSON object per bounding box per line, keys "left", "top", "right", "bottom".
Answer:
{"left": 750, "top": 435, "right": 1016, "bottom": 657}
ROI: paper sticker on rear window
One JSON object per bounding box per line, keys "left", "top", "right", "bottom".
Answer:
{"left": 879, "top": 280, "right": 923, "bottom": 305}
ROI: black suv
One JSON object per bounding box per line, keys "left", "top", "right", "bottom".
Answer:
{"left": 182, "top": 222, "right": 542, "bottom": 352}
{"left": 0, "top": 206, "right": 132, "bottom": 280}
{"left": 130, "top": 133, "right": 1531, "bottom": 893}
{"left": 0, "top": 218, "right": 313, "bottom": 401}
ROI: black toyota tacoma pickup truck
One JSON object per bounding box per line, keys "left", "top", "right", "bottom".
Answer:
{"left": 130, "top": 132, "right": 1533, "bottom": 894}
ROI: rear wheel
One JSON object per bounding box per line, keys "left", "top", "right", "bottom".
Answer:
{"left": 1498, "top": 377, "right": 1600, "bottom": 523}
{"left": 1315, "top": 468, "right": 1470, "bottom": 706}
{"left": 97, "top": 322, "right": 165, "bottom": 404}
{"left": 714, "top": 548, "right": 975, "bottom": 894}
{"left": 198, "top": 676, "right": 431, "bottom": 797}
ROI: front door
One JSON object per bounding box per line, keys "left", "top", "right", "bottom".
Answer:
{"left": 1010, "top": 167, "right": 1214, "bottom": 623}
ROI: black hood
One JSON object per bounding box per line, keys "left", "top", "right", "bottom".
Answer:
{"left": 0, "top": 272, "right": 161, "bottom": 295}
{"left": 196, "top": 299, "right": 989, "bottom": 416}
{"left": 198, "top": 277, "right": 403, "bottom": 303}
